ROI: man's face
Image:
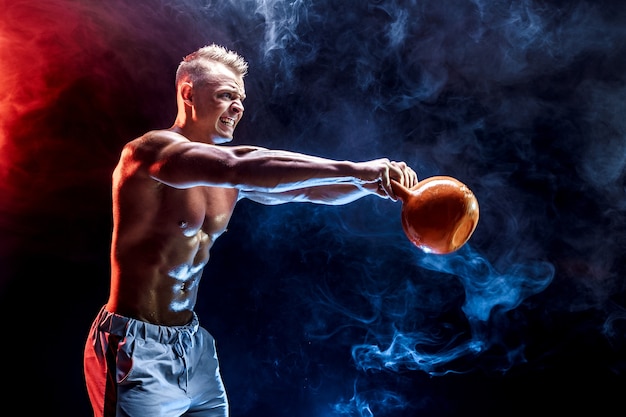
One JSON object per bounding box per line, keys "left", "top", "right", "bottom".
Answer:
{"left": 193, "top": 62, "right": 246, "bottom": 143}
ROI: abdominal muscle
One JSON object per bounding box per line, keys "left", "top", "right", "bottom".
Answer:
{"left": 106, "top": 185, "right": 239, "bottom": 326}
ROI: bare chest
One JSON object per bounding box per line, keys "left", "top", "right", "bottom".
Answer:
{"left": 165, "top": 186, "right": 239, "bottom": 239}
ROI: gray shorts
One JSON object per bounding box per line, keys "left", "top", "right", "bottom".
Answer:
{"left": 84, "top": 306, "right": 228, "bottom": 417}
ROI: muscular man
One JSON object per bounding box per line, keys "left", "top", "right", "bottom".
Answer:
{"left": 84, "top": 44, "right": 418, "bottom": 417}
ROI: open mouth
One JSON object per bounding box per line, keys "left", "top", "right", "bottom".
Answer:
{"left": 219, "top": 117, "right": 235, "bottom": 127}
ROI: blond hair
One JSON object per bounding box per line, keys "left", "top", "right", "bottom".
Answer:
{"left": 175, "top": 44, "right": 248, "bottom": 87}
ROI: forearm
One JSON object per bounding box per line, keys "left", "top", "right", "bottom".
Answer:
{"left": 226, "top": 147, "right": 382, "bottom": 192}
{"left": 241, "top": 182, "right": 380, "bottom": 205}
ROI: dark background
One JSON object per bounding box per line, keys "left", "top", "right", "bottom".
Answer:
{"left": 1, "top": 0, "right": 625, "bottom": 415}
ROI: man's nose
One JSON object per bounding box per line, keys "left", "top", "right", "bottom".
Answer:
{"left": 231, "top": 100, "right": 244, "bottom": 113}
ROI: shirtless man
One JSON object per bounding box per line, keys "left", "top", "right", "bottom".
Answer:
{"left": 84, "top": 44, "right": 418, "bottom": 417}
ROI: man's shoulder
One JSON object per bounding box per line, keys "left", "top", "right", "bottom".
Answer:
{"left": 122, "top": 129, "right": 186, "bottom": 153}
{"left": 137, "top": 129, "right": 188, "bottom": 145}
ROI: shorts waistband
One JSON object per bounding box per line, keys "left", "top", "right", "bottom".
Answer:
{"left": 95, "top": 306, "right": 199, "bottom": 344}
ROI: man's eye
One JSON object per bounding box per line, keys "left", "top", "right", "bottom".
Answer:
{"left": 219, "top": 92, "right": 233, "bottom": 99}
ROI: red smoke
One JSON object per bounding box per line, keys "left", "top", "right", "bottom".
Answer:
{"left": 0, "top": 0, "right": 202, "bottom": 258}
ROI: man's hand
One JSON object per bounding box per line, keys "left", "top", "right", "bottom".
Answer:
{"left": 365, "top": 160, "right": 418, "bottom": 201}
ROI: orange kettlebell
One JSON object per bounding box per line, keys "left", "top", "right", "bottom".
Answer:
{"left": 391, "top": 176, "right": 479, "bottom": 254}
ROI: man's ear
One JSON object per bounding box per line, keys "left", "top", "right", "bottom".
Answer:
{"left": 180, "top": 82, "right": 193, "bottom": 105}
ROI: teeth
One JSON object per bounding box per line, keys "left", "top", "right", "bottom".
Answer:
{"left": 220, "top": 117, "right": 234, "bottom": 127}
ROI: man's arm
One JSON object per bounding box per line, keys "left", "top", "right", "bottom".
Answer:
{"left": 135, "top": 130, "right": 416, "bottom": 199}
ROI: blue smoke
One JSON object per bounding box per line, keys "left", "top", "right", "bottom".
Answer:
{"left": 208, "top": 0, "right": 625, "bottom": 415}
{"left": 351, "top": 247, "right": 554, "bottom": 374}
